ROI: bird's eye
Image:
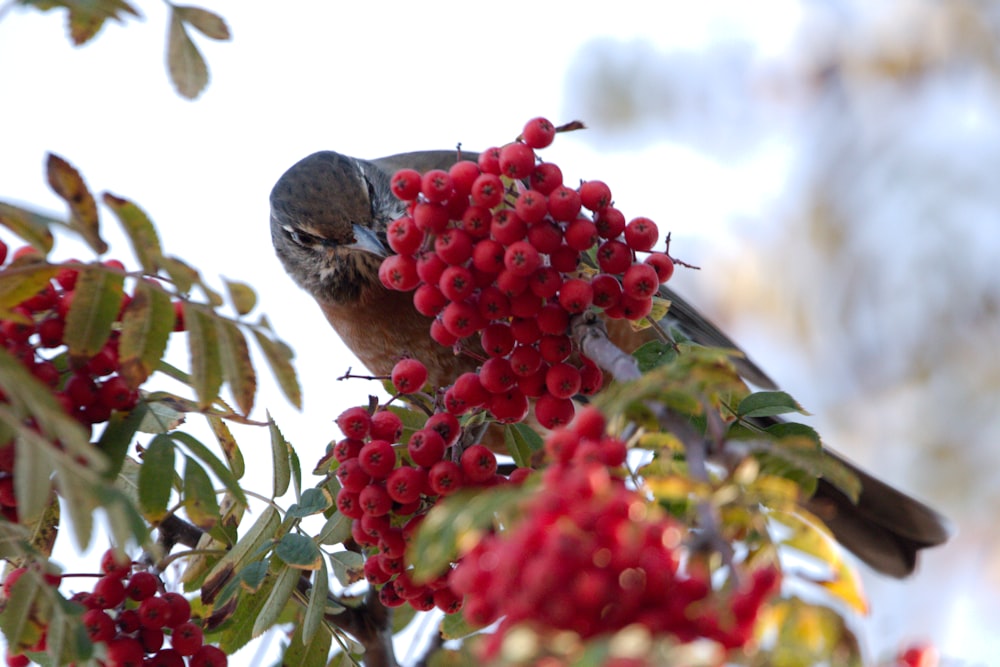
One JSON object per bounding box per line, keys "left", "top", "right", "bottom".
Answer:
{"left": 283, "top": 227, "right": 311, "bottom": 247}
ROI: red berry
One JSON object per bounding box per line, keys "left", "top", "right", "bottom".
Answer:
{"left": 190, "top": 645, "right": 228, "bottom": 667}
{"left": 521, "top": 117, "right": 556, "bottom": 149}
{"left": 0, "top": 444, "right": 14, "bottom": 474}
{"left": 335, "top": 489, "right": 363, "bottom": 519}
{"left": 477, "top": 147, "right": 501, "bottom": 175}
{"left": 36, "top": 317, "right": 65, "bottom": 347}
{"left": 358, "top": 440, "right": 396, "bottom": 479}
{"left": 515, "top": 189, "right": 548, "bottom": 224}
{"left": 379, "top": 254, "right": 419, "bottom": 291}
{"left": 87, "top": 345, "right": 118, "bottom": 376}
{"left": 360, "top": 484, "right": 393, "bottom": 517}
{"left": 558, "top": 278, "right": 594, "bottom": 314}
{"left": 138, "top": 595, "right": 171, "bottom": 629}
{"left": 579, "top": 358, "right": 604, "bottom": 395}
{"left": 539, "top": 334, "right": 573, "bottom": 364}
{"left": 499, "top": 142, "right": 535, "bottom": 178}
{"left": 591, "top": 274, "right": 623, "bottom": 309}
{"left": 597, "top": 240, "right": 632, "bottom": 274}
{"left": 645, "top": 252, "right": 675, "bottom": 283}
{"left": 336, "top": 459, "right": 371, "bottom": 493}
{"left": 510, "top": 317, "right": 542, "bottom": 345}
{"left": 579, "top": 180, "right": 612, "bottom": 211}
{"left": 370, "top": 411, "right": 403, "bottom": 442}
{"left": 426, "top": 411, "right": 462, "bottom": 445}
{"left": 509, "top": 344, "right": 543, "bottom": 377}
{"left": 126, "top": 570, "right": 160, "bottom": 601}
{"left": 2, "top": 567, "right": 27, "bottom": 596}
{"left": 146, "top": 648, "right": 184, "bottom": 667}
{"left": 386, "top": 466, "right": 425, "bottom": 505}
{"left": 481, "top": 323, "right": 515, "bottom": 358}
{"left": 461, "top": 205, "right": 492, "bottom": 238}
{"left": 547, "top": 185, "right": 582, "bottom": 222}
{"left": 622, "top": 263, "right": 660, "bottom": 299}
{"left": 416, "top": 250, "right": 448, "bottom": 284}
{"left": 428, "top": 460, "right": 464, "bottom": 496}
{"left": 391, "top": 358, "right": 428, "bottom": 394}
{"left": 390, "top": 169, "right": 422, "bottom": 201}
{"left": 333, "top": 438, "right": 363, "bottom": 463}
{"left": 420, "top": 169, "right": 453, "bottom": 203}
{"left": 529, "top": 266, "right": 562, "bottom": 299}
{"left": 530, "top": 162, "right": 563, "bottom": 194}
{"left": 595, "top": 206, "right": 626, "bottom": 239}
{"left": 430, "top": 319, "right": 458, "bottom": 347}
{"left": 537, "top": 304, "right": 570, "bottom": 335}
{"left": 487, "top": 388, "right": 529, "bottom": 423}
{"left": 140, "top": 626, "right": 165, "bottom": 653}
{"left": 105, "top": 637, "right": 144, "bottom": 667}
{"left": 101, "top": 548, "right": 132, "bottom": 578}
{"left": 413, "top": 202, "right": 450, "bottom": 234}
{"left": 495, "top": 269, "right": 529, "bottom": 298}
{"left": 471, "top": 239, "right": 505, "bottom": 274}
{"left": 620, "top": 295, "right": 653, "bottom": 321}
{"left": 503, "top": 240, "right": 541, "bottom": 277}
{"left": 98, "top": 375, "right": 132, "bottom": 411}
{"left": 460, "top": 444, "right": 497, "bottom": 483}
{"left": 82, "top": 608, "right": 116, "bottom": 642}
{"left": 0, "top": 476, "right": 15, "bottom": 508}
{"left": 439, "top": 265, "right": 475, "bottom": 302}
{"left": 535, "top": 393, "right": 575, "bottom": 429}
{"left": 564, "top": 217, "right": 599, "bottom": 252}
{"left": 435, "top": 228, "right": 473, "bottom": 265}
{"left": 550, "top": 246, "right": 580, "bottom": 272}
{"left": 490, "top": 209, "right": 526, "bottom": 245}
{"left": 413, "top": 284, "right": 447, "bottom": 317}
{"left": 479, "top": 357, "right": 516, "bottom": 393}
{"left": 441, "top": 301, "right": 482, "bottom": 338}
{"left": 407, "top": 429, "right": 446, "bottom": 468}
{"left": 162, "top": 591, "right": 191, "bottom": 627}
{"left": 336, "top": 407, "right": 371, "bottom": 439}
{"left": 386, "top": 217, "right": 424, "bottom": 255}
{"left": 471, "top": 173, "right": 504, "bottom": 208}
{"left": 509, "top": 290, "right": 543, "bottom": 318}
{"left": 546, "top": 363, "right": 582, "bottom": 399}
{"left": 117, "top": 608, "right": 141, "bottom": 633}
{"left": 0, "top": 240, "right": 6, "bottom": 265}
{"left": 446, "top": 373, "right": 489, "bottom": 413}
{"left": 624, "top": 217, "right": 659, "bottom": 251}
{"left": 170, "top": 621, "right": 203, "bottom": 656}
{"left": 526, "top": 219, "right": 563, "bottom": 254}
{"left": 475, "top": 286, "right": 510, "bottom": 320}
{"left": 449, "top": 160, "right": 481, "bottom": 196}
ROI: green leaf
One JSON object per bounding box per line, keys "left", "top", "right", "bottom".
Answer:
{"left": 183, "top": 456, "right": 220, "bottom": 529}
{"left": 24, "top": 0, "right": 140, "bottom": 46}
{"left": 316, "top": 511, "right": 352, "bottom": 546}
{"left": 239, "top": 560, "right": 269, "bottom": 593}
{"left": 287, "top": 488, "right": 331, "bottom": 519}
{"left": 119, "top": 280, "right": 174, "bottom": 388}
{"left": 440, "top": 611, "right": 485, "bottom": 640}
{"left": 409, "top": 487, "right": 525, "bottom": 583}
{"left": 632, "top": 339, "right": 677, "bottom": 373}
{"left": 268, "top": 413, "right": 291, "bottom": 498}
{"left": 252, "top": 322, "right": 301, "bottom": 409}
{"left": 274, "top": 533, "right": 322, "bottom": 570}
{"left": 217, "top": 566, "right": 277, "bottom": 653}
{"left": 167, "top": 6, "right": 209, "bottom": 99}
{"left": 174, "top": 5, "right": 231, "bottom": 40}
{"left": 503, "top": 422, "right": 543, "bottom": 468}
{"left": 207, "top": 416, "right": 244, "bottom": 480}
{"left": 138, "top": 435, "right": 175, "bottom": 520}
{"left": 300, "top": 557, "right": 329, "bottom": 646}
{"left": 45, "top": 153, "right": 105, "bottom": 252}
{"left": 0, "top": 570, "right": 44, "bottom": 652}
{"left": 160, "top": 256, "right": 199, "bottom": 294}
{"left": 94, "top": 485, "right": 150, "bottom": 550}
{"left": 102, "top": 193, "right": 162, "bottom": 273}
{"left": 738, "top": 391, "right": 809, "bottom": 419}
{"left": 0, "top": 263, "right": 59, "bottom": 314}
{"left": 216, "top": 318, "right": 256, "bottom": 415}
{"left": 0, "top": 201, "right": 56, "bottom": 252}
{"left": 203, "top": 506, "right": 280, "bottom": 604}
{"left": 328, "top": 550, "right": 363, "bottom": 586}
{"left": 13, "top": 433, "right": 54, "bottom": 526}
{"left": 223, "top": 278, "right": 256, "bottom": 316}
{"left": 286, "top": 606, "right": 332, "bottom": 667}
{"left": 251, "top": 562, "right": 299, "bottom": 638}
{"left": 64, "top": 265, "right": 124, "bottom": 364}
{"left": 183, "top": 303, "right": 223, "bottom": 409}
{"left": 95, "top": 404, "right": 148, "bottom": 478}
{"left": 170, "top": 431, "right": 247, "bottom": 508}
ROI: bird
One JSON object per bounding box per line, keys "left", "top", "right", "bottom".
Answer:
{"left": 269, "top": 148, "right": 950, "bottom": 578}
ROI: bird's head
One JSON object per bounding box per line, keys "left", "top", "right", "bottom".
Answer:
{"left": 269, "top": 151, "right": 404, "bottom": 304}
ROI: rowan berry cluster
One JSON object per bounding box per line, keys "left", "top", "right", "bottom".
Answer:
{"left": 3, "top": 550, "right": 226, "bottom": 667}
{"left": 330, "top": 368, "right": 523, "bottom": 614}
{"left": 0, "top": 241, "right": 185, "bottom": 525}
{"left": 448, "top": 407, "right": 779, "bottom": 655}
{"left": 380, "top": 117, "right": 676, "bottom": 430}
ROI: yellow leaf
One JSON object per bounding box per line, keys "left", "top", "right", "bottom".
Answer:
{"left": 45, "top": 154, "right": 106, "bottom": 253}
{"left": 174, "top": 5, "right": 230, "bottom": 40}
{"left": 0, "top": 202, "right": 56, "bottom": 253}
{"left": 102, "top": 193, "right": 163, "bottom": 273}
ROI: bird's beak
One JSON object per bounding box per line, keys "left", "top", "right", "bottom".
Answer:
{"left": 347, "top": 224, "right": 388, "bottom": 258}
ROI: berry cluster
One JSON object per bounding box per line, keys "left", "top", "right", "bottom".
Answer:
{"left": 448, "top": 407, "right": 780, "bottom": 656}
{"left": 379, "top": 117, "right": 676, "bottom": 430}
{"left": 3, "top": 550, "right": 226, "bottom": 667}
{"left": 329, "top": 367, "right": 533, "bottom": 614}
{"left": 0, "top": 241, "right": 184, "bottom": 525}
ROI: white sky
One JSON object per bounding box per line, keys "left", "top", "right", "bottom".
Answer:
{"left": 2, "top": 2, "right": 984, "bottom": 665}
